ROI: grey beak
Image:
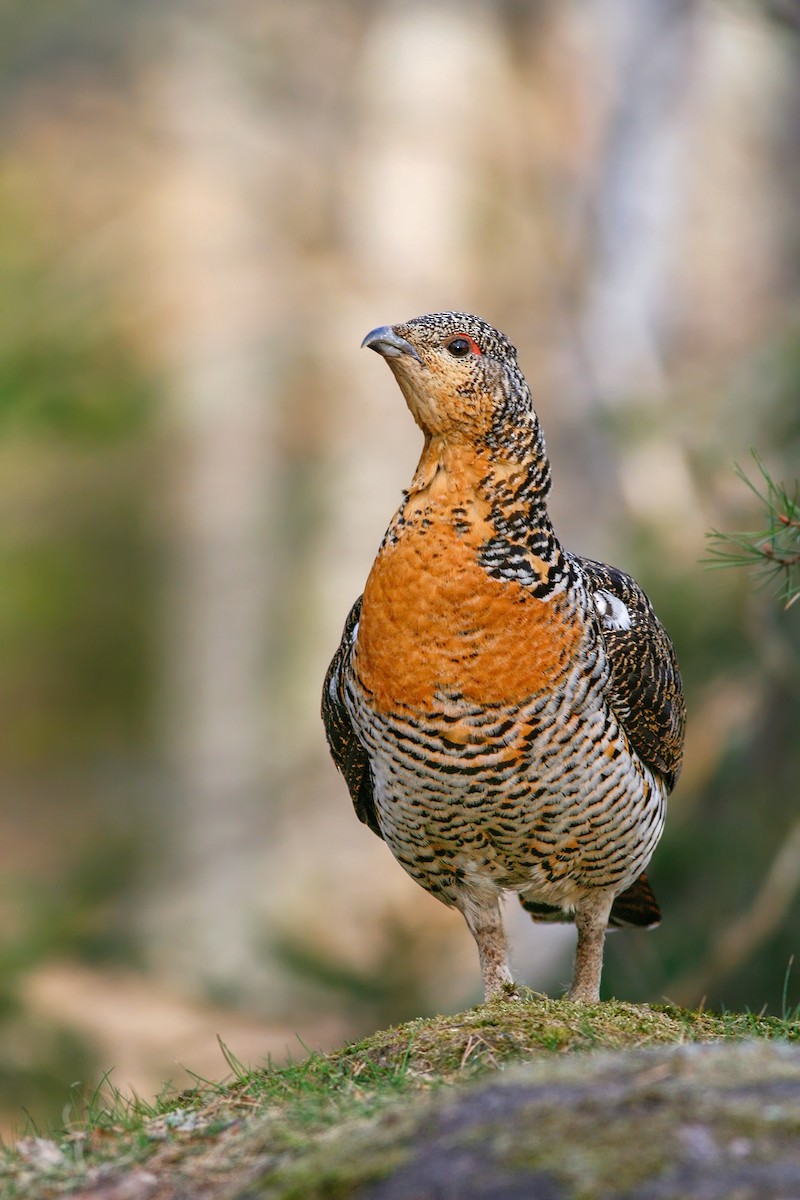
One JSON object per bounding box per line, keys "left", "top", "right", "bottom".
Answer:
{"left": 361, "top": 325, "right": 421, "bottom": 363}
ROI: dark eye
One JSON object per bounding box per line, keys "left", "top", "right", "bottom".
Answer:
{"left": 446, "top": 335, "right": 480, "bottom": 358}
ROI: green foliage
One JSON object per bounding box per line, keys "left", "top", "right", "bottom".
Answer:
{"left": 0, "top": 831, "right": 145, "bottom": 1142}
{"left": 705, "top": 453, "right": 800, "bottom": 609}
{"left": 0, "top": 470, "right": 153, "bottom": 762}
{"left": 0, "top": 332, "right": 150, "bottom": 444}
{"left": 0, "top": 189, "right": 151, "bottom": 445}
{"left": 0, "top": 176, "right": 156, "bottom": 1137}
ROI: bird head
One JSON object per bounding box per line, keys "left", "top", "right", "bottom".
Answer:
{"left": 361, "top": 312, "right": 534, "bottom": 446}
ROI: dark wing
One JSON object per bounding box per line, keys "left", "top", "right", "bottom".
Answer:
{"left": 573, "top": 555, "right": 686, "bottom": 792}
{"left": 520, "top": 557, "right": 682, "bottom": 931}
{"left": 321, "top": 597, "right": 383, "bottom": 838}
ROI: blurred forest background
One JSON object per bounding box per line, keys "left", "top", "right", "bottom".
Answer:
{"left": 0, "top": 0, "right": 799, "bottom": 1138}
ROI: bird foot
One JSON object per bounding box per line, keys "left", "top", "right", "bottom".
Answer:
{"left": 566, "top": 985, "right": 601, "bottom": 1004}
{"left": 482, "top": 979, "right": 521, "bottom": 1004}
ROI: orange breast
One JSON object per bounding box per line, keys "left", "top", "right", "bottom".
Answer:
{"left": 354, "top": 516, "right": 582, "bottom": 713}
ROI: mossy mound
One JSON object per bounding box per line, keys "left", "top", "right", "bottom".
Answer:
{"left": 3, "top": 995, "right": 799, "bottom": 1199}
{"left": 323, "top": 992, "right": 797, "bottom": 1083}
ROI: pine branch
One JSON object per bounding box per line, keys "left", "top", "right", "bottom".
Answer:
{"left": 704, "top": 452, "right": 800, "bottom": 609}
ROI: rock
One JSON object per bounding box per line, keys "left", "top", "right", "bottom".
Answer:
{"left": 306, "top": 1042, "right": 800, "bottom": 1200}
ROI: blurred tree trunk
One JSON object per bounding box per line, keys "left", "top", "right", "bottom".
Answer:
{"left": 560, "top": 0, "right": 701, "bottom": 546}
{"left": 140, "top": 11, "right": 280, "bottom": 1000}
{"left": 579, "top": 0, "right": 697, "bottom": 407}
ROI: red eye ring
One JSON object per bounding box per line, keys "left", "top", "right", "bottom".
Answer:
{"left": 446, "top": 334, "right": 481, "bottom": 358}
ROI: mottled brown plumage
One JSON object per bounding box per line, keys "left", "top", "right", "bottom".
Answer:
{"left": 322, "top": 313, "right": 685, "bottom": 1003}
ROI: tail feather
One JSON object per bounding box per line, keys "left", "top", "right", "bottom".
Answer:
{"left": 608, "top": 873, "right": 661, "bottom": 929}
{"left": 519, "top": 873, "right": 661, "bottom": 930}
{"left": 519, "top": 897, "right": 573, "bottom": 924}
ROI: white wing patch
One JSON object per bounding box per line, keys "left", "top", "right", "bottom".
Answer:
{"left": 327, "top": 668, "right": 340, "bottom": 703}
{"left": 594, "top": 589, "right": 632, "bottom": 632}
{"left": 329, "top": 618, "right": 360, "bottom": 704}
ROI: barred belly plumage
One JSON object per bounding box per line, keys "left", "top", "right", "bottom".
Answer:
{"left": 346, "top": 644, "right": 667, "bottom": 913}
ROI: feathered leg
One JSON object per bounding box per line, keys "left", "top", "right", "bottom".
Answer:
{"left": 459, "top": 888, "right": 514, "bottom": 1000}
{"left": 569, "top": 891, "right": 615, "bottom": 1003}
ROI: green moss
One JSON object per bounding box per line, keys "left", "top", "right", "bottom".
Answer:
{"left": 248, "top": 1138, "right": 410, "bottom": 1200}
